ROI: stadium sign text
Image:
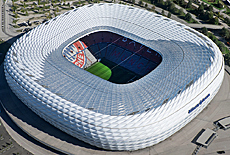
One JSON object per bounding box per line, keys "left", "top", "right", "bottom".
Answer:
{"left": 188, "top": 94, "right": 210, "bottom": 114}
{"left": 73, "top": 51, "right": 85, "bottom": 68}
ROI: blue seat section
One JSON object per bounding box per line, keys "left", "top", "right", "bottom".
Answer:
{"left": 68, "top": 44, "right": 77, "bottom": 52}
{"left": 133, "top": 57, "right": 149, "bottom": 76}
{"left": 106, "top": 46, "right": 125, "bottom": 64}
{"left": 144, "top": 61, "right": 158, "bottom": 75}
{"left": 117, "top": 50, "right": 133, "bottom": 66}
{"left": 78, "top": 31, "right": 162, "bottom": 76}
{"left": 105, "top": 44, "right": 117, "bottom": 57}
{"left": 86, "top": 43, "right": 159, "bottom": 76}
{"left": 63, "top": 45, "right": 78, "bottom": 62}
{"left": 98, "top": 42, "right": 108, "bottom": 57}
{"left": 121, "top": 54, "right": 141, "bottom": 72}
{"left": 88, "top": 44, "right": 101, "bottom": 59}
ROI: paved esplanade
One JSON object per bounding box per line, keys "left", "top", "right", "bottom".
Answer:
{"left": 1, "top": 62, "right": 230, "bottom": 154}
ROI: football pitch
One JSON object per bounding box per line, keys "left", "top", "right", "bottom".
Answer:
{"left": 86, "top": 58, "right": 141, "bottom": 84}
{"left": 86, "top": 62, "right": 112, "bottom": 80}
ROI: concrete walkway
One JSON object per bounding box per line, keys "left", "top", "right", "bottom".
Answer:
{"left": 0, "top": 0, "right": 12, "bottom": 40}
{"left": 186, "top": 23, "right": 224, "bottom": 29}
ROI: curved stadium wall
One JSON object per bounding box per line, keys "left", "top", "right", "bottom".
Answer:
{"left": 4, "top": 3, "right": 224, "bottom": 151}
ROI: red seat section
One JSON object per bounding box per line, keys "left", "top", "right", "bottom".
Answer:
{"left": 73, "top": 41, "right": 83, "bottom": 52}
{"left": 102, "top": 31, "right": 112, "bottom": 43}
{"left": 141, "top": 48, "right": 162, "bottom": 64}
{"left": 116, "top": 37, "right": 129, "bottom": 48}
{"left": 126, "top": 40, "right": 139, "bottom": 52}
{"left": 92, "top": 32, "right": 103, "bottom": 44}
{"left": 110, "top": 33, "right": 121, "bottom": 44}
{"left": 81, "top": 34, "right": 94, "bottom": 47}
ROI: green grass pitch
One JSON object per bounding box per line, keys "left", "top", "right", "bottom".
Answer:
{"left": 86, "top": 62, "right": 112, "bottom": 80}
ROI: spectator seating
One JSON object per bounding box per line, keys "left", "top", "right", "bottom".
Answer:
{"left": 74, "top": 31, "right": 162, "bottom": 76}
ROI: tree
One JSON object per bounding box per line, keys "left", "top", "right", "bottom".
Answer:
{"left": 224, "top": 53, "right": 230, "bottom": 66}
{"left": 145, "top": 3, "right": 148, "bottom": 8}
{"left": 214, "top": 17, "right": 219, "bottom": 25}
{"left": 201, "top": 27, "right": 208, "bottom": 36}
{"left": 217, "top": 11, "right": 220, "bottom": 17}
{"left": 132, "top": 0, "right": 135, "bottom": 4}
{"left": 208, "top": 5, "right": 213, "bottom": 12}
{"left": 218, "top": 0, "right": 224, "bottom": 8}
{"left": 161, "top": 10, "right": 165, "bottom": 16}
{"left": 14, "top": 12, "right": 19, "bottom": 18}
{"left": 167, "top": 12, "right": 171, "bottom": 18}
{"left": 197, "top": 4, "right": 204, "bottom": 15}
{"left": 47, "top": 11, "right": 52, "bottom": 19}
{"left": 217, "top": 42, "right": 225, "bottom": 52}
{"left": 208, "top": 33, "right": 217, "bottom": 43}
{"left": 187, "top": 0, "right": 192, "bottom": 8}
{"left": 150, "top": 0, "right": 154, "bottom": 4}
{"left": 36, "top": 6, "right": 40, "bottom": 11}
{"left": 185, "top": 12, "right": 192, "bottom": 21}
{"left": 220, "top": 28, "right": 230, "bottom": 39}
{"left": 157, "top": 0, "right": 163, "bottom": 5}
{"left": 168, "top": 2, "right": 175, "bottom": 13}
{"left": 208, "top": 11, "right": 213, "bottom": 20}
{"left": 13, "top": 19, "right": 18, "bottom": 24}
{"left": 179, "top": 8, "right": 184, "bottom": 16}
{"left": 12, "top": 4, "right": 17, "bottom": 12}
{"left": 225, "top": 17, "right": 230, "bottom": 25}
{"left": 180, "top": 0, "right": 185, "bottom": 6}
{"left": 165, "top": 0, "right": 171, "bottom": 6}
{"left": 138, "top": 0, "right": 143, "bottom": 6}
{"left": 25, "top": 10, "right": 28, "bottom": 16}
{"left": 152, "top": 5, "right": 155, "bottom": 10}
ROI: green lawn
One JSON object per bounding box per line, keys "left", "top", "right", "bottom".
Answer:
{"left": 100, "top": 58, "right": 141, "bottom": 84}
{"left": 86, "top": 62, "right": 112, "bottom": 80}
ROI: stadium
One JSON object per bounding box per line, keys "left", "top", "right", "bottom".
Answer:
{"left": 4, "top": 3, "right": 224, "bottom": 151}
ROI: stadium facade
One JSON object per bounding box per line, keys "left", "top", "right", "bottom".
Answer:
{"left": 4, "top": 3, "right": 224, "bottom": 151}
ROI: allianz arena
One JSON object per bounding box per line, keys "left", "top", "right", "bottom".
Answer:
{"left": 4, "top": 3, "right": 224, "bottom": 151}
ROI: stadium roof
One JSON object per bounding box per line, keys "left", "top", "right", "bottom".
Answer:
{"left": 6, "top": 3, "right": 220, "bottom": 116}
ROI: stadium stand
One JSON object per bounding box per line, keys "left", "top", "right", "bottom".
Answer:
{"left": 63, "top": 41, "right": 97, "bottom": 69}
{"left": 79, "top": 31, "right": 162, "bottom": 77}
